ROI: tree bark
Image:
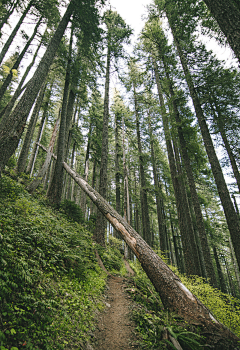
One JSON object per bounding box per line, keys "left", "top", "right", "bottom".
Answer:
{"left": 80, "top": 131, "right": 91, "bottom": 216}
{"left": 26, "top": 80, "right": 54, "bottom": 176}
{"left": 211, "top": 100, "right": 240, "bottom": 194}
{"left": 0, "top": 0, "right": 19, "bottom": 34}
{"left": 0, "top": 0, "right": 75, "bottom": 175}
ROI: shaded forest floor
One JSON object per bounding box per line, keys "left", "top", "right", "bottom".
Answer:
{"left": 93, "top": 275, "right": 139, "bottom": 350}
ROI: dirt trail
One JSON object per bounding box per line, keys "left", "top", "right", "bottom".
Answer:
{"left": 93, "top": 261, "right": 138, "bottom": 350}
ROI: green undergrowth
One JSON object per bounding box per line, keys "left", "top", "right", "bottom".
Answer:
{"left": 0, "top": 175, "right": 107, "bottom": 350}
{"left": 179, "top": 270, "right": 240, "bottom": 338}
{"left": 97, "top": 235, "right": 128, "bottom": 276}
{"left": 127, "top": 260, "right": 205, "bottom": 349}
{"left": 127, "top": 260, "right": 240, "bottom": 349}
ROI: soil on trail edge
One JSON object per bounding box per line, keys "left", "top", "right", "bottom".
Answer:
{"left": 93, "top": 275, "right": 138, "bottom": 350}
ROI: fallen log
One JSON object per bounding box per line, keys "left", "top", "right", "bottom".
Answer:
{"left": 36, "top": 143, "right": 240, "bottom": 343}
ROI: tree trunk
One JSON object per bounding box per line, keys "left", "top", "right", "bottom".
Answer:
{"left": 229, "top": 237, "right": 240, "bottom": 294}
{"left": 202, "top": 0, "right": 240, "bottom": 62}
{"left": 16, "top": 80, "right": 47, "bottom": 174}
{"left": 47, "top": 23, "right": 73, "bottom": 205}
{"left": 133, "top": 85, "right": 152, "bottom": 246}
{"left": 0, "top": 0, "right": 75, "bottom": 175}
{"left": 0, "top": 17, "right": 42, "bottom": 103}
{"left": 39, "top": 142, "right": 240, "bottom": 342}
{"left": 0, "top": 0, "right": 19, "bottom": 34}
{"left": 148, "top": 116, "right": 168, "bottom": 254}
{"left": 93, "top": 44, "right": 111, "bottom": 247}
{"left": 0, "top": 32, "right": 43, "bottom": 121}
{"left": 27, "top": 118, "right": 60, "bottom": 193}
{"left": 167, "top": 16, "right": 240, "bottom": 272}
{"left": 90, "top": 157, "right": 97, "bottom": 215}
{"left": 26, "top": 81, "right": 54, "bottom": 176}
{"left": 80, "top": 121, "right": 92, "bottom": 216}
{"left": 66, "top": 141, "right": 76, "bottom": 200}
{"left": 172, "top": 135, "right": 202, "bottom": 276}
{"left": 115, "top": 110, "right": 121, "bottom": 216}
{"left": 168, "top": 79, "right": 217, "bottom": 286}
{"left": 153, "top": 56, "right": 198, "bottom": 275}
{"left": 123, "top": 117, "right": 131, "bottom": 257}
{"left": 0, "top": 0, "right": 34, "bottom": 66}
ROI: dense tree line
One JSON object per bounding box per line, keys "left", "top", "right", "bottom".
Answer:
{"left": 0, "top": 0, "right": 240, "bottom": 334}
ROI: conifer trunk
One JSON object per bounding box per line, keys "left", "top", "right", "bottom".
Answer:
{"left": 0, "top": 0, "right": 75, "bottom": 175}
{"left": 153, "top": 56, "right": 198, "bottom": 275}
{"left": 27, "top": 118, "right": 60, "bottom": 193}
{"left": 202, "top": 0, "right": 240, "bottom": 62}
{"left": 165, "top": 70, "right": 217, "bottom": 286}
{"left": 148, "top": 116, "right": 168, "bottom": 254}
{"left": 93, "top": 45, "right": 111, "bottom": 247}
{"left": 0, "top": 0, "right": 34, "bottom": 66}
{"left": 167, "top": 16, "right": 240, "bottom": 272}
{"left": 26, "top": 81, "right": 54, "bottom": 176}
{"left": 0, "top": 17, "right": 42, "bottom": 103}
{"left": 114, "top": 109, "right": 121, "bottom": 238}
{"left": 16, "top": 81, "right": 47, "bottom": 174}
{"left": 0, "top": 34, "right": 43, "bottom": 121}
{"left": 211, "top": 100, "right": 240, "bottom": 194}
{"left": 133, "top": 85, "right": 152, "bottom": 246}
{"left": 80, "top": 130, "right": 91, "bottom": 216}
{"left": 47, "top": 24, "right": 73, "bottom": 205}
{"left": 0, "top": 0, "right": 19, "bottom": 34}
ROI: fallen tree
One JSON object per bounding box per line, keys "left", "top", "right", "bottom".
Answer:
{"left": 36, "top": 143, "right": 240, "bottom": 344}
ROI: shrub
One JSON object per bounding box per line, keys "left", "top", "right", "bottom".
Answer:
{"left": 60, "top": 199, "right": 84, "bottom": 224}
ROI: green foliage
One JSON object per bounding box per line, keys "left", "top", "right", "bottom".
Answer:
{"left": 0, "top": 175, "right": 106, "bottom": 349}
{"left": 60, "top": 199, "right": 84, "bottom": 224}
{"left": 180, "top": 273, "right": 240, "bottom": 337}
{"left": 128, "top": 260, "right": 240, "bottom": 348}
{"left": 128, "top": 261, "right": 205, "bottom": 349}
{"left": 97, "top": 236, "right": 125, "bottom": 273}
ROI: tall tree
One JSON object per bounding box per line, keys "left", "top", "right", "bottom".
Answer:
{"left": 93, "top": 10, "right": 132, "bottom": 246}
{"left": 201, "top": 0, "right": 240, "bottom": 62}
{"left": 160, "top": 0, "right": 240, "bottom": 272}
{"left": 0, "top": 0, "right": 104, "bottom": 176}
{"left": 0, "top": 16, "right": 42, "bottom": 103}
{"left": 0, "top": 0, "right": 34, "bottom": 66}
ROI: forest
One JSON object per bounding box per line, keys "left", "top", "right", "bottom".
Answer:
{"left": 1, "top": 0, "right": 240, "bottom": 349}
